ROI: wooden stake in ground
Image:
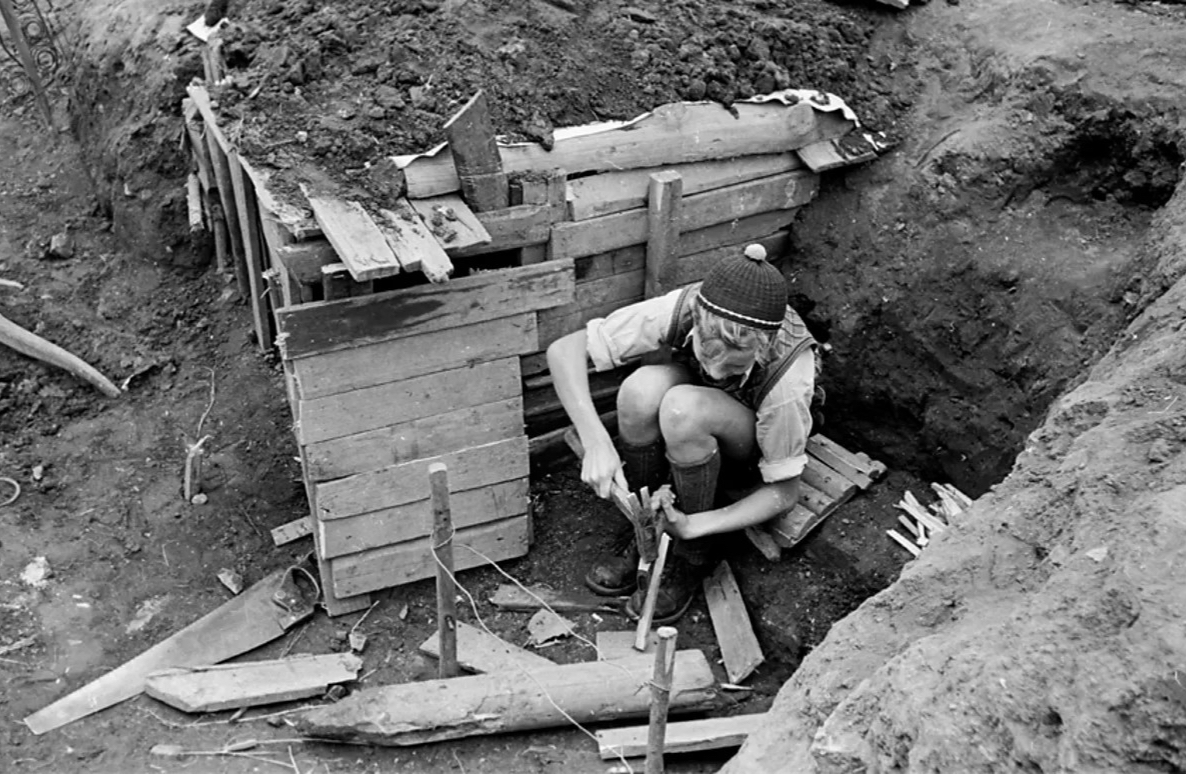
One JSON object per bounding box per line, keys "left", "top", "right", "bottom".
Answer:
{"left": 635, "top": 532, "right": 671, "bottom": 651}
{"left": 646, "top": 626, "right": 679, "bottom": 774}
{"left": 429, "top": 462, "right": 459, "bottom": 678}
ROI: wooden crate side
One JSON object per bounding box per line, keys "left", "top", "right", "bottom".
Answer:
{"left": 674, "top": 230, "right": 790, "bottom": 287}
{"left": 330, "top": 514, "right": 531, "bottom": 598}
{"left": 316, "top": 436, "right": 529, "bottom": 521}
{"left": 293, "top": 314, "right": 538, "bottom": 399}
{"left": 297, "top": 357, "right": 520, "bottom": 445}
{"left": 538, "top": 296, "right": 642, "bottom": 352}
{"left": 318, "top": 477, "right": 528, "bottom": 558}
{"left": 304, "top": 396, "right": 524, "bottom": 482}
{"left": 277, "top": 260, "right": 574, "bottom": 360}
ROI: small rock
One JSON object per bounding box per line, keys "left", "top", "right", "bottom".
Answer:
{"left": 32, "top": 464, "right": 44, "bottom": 481}
{"left": 191, "top": 493, "right": 208, "bottom": 505}
{"left": 20, "top": 557, "right": 52, "bottom": 588}
{"left": 217, "top": 568, "right": 244, "bottom": 594}
{"left": 366, "top": 106, "right": 386, "bottom": 119}
{"left": 1148, "top": 438, "right": 1172, "bottom": 463}
{"left": 45, "top": 232, "right": 75, "bottom": 260}
{"left": 685, "top": 79, "right": 707, "bottom": 101}
{"left": 1085, "top": 546, "right": 1109, "bottom": 563}
{"left": 623, "top": 6, "right": 657, "bottom": 23}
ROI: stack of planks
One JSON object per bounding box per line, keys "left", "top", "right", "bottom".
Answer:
{"left": 180, "top": 35, "right": 889, "bottom": 614}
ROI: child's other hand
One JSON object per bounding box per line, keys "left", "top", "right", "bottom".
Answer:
{"left": 653, "top": 486, "right": 694, "bottom": 539}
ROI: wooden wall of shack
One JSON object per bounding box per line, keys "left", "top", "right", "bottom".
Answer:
{"left": 181, "top": 76, "right": 885, "bottom": 614}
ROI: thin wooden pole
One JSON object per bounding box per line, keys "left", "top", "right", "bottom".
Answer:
{"left": 645, "top": 626, "right": 679, "bottom": 774}
{"left": 0, "top": 0, "right": 53, "bottom": 128}
{"left": 429, "top": 462, "right": 459, "bottom": 678}
{"left": 634, "top": 532, "right": 671, "bottom": 651}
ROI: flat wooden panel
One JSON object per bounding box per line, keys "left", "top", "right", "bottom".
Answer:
{"left": 409, "top": 194, "right": 492, "bottom": 252}
{"left": 551, "top": 170, "right": 817, "bottom": 261}
{"left": 297, "top": 357, "right": 520, "bottom": 445}
{"left": 316, "top": 436, "right": 529, "bottom": 520}
{"left": 574, "top": 245, "right": 645, "bottom": 283}
{"left": 703, "top": 561, "right": 764, "bottom": 684}
{"left": 419, "top": 621, "right": 554, "bottom": 674}
{"left": 330, "top": 514, "right": 531, "bottom": 598}
{"left": 293, "top": 314, "right": 538, "bottom": 399}
{"left": 538, "top": 296, "right": 641, "bottom": 351}
{"left": 569, "top": 153, "right": 803, "bottom": 221}
{"left": 451, "top": 203, "right": 552, "bottom": 257}
{"left": 277, "top": 260, "right": 574, "bottom": 360}
{"left": 376, "top": 199, "right": 454, "bottom": 282}
{"left": 305, "top": 193, "right": 404, "bottom": 281}
{"left": 802, "top": 456, "right": 858, "bottom": 502}
{"left": 145, "top": 654, "right": 361, "bottom": 713}
{"left": 399, "top": 100, "right": 847, "bottom": 198}
{"left": 304, "top": 396, "right": 523, "bottom": 482}
{"left": 596, "top": 714, "right": 758, "bottom": 759}
{"left": 318, "top": 477, "right": 529, "bottom": 558}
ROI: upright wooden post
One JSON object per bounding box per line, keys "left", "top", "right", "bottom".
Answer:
{"left": 644, "top": 171, "right": 683, "bottom": 298}
{"left": 0, "top": 0, "right": 53, "bottom": 128}
{"left": 634, "top": 532, "right": 671, "bottom": 651}
{"left": 443, "top": 91, "right": 509, "bottom": 212}
{"left": 645, "top": 626, "right": 679, "bottom": 774}
{"left": 429, "top": 462, "right": 459, "bottom": 678}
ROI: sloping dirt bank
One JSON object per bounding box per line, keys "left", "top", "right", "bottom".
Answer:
{"left": 723, "top": 1, "right": 1186, "bottom": 771}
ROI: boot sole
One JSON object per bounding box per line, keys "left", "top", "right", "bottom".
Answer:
{"left": 584, "top": 575, "right": 637, "bottom": 597}
{"left": 624, "top": 591, "right": 695, "bottom": 626}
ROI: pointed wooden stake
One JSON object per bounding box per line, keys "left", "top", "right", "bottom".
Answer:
{"left": 429, "top": 462, "right": 459, "bottom": 678}
{"left": 646, "top": 626, "right": 679, "bottom": 774}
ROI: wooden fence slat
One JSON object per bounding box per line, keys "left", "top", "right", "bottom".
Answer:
{"left": 227, "top": 153, "right": 274, "bottom": 350}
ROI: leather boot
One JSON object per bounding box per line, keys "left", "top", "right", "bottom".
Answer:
{"left": 584, "top": 518, "right": 639, "bottom": 596}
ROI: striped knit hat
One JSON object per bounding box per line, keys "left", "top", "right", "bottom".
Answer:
{"left": 697, "top": 244, "right": 787, "bottom": 331}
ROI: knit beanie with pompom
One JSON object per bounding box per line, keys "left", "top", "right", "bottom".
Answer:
{"left": 696, "top": 244, "right": 787, "bottom": 331}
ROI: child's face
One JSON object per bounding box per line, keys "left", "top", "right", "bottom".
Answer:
{"left": 692, "top": 327, "right": 756, "bottom": 383}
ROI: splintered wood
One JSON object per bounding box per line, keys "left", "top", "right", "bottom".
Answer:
{"left": 888, "top": 484, "right": 973, "bottom": 558}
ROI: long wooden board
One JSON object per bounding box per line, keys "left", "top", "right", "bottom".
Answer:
{"left": 397, "top": 99, "right": 849, "bottom": 198}
{"left": 408, "top": 194, "right": 492, "bottom": 252}
{"left": 294, "top": 650, "right": 717, "bottom": 745}
{"left": 488, "top": 585, "right": 622, "bottom": 614}
{"left": 451, "top": 203, "right": 553, "bottom": 257}
{"left": 419, "top": 621, "right": 554, "bottom": 674}
{"left": 551, "top": 171, "right": 818, "bottom": 260}
{"left": 276, "top": 260, "right": 574, "bottom": 360}
{"left": 319, "top": 477, "right": 528, "bottom": 558}
{"left": 145, "top": 653, "right": 362, "bottom": 713}
{"left": 568, "top": 153, "right": 803, "bottom": 221}
{"left": 304, "top": 396, "right": 523, "bottom": 482}
{"left": 24, "top": 569, "right": 305, "bottom": 734}
{"left": 703, "top": 561, "right": 764, "bottom": 684}
{"left": 330, "top": 514, "right": 530, "bottom": 598}
{"left": 376, "top": 199, "right": 454, "bottom": 281}
{"left": 807, "top": 434, "right": 886, "bottom": 487}
{"left": 596, "top": 714, "right": 760, "bottom": 759}
{"left": 297, "top": 357, "right": 520, "bottom": 445}
{"left": 316, "top": 436, "right": 528, "bottom": 520}
{"left": 292, "top": 313, "right": 538, "bottom": 399}
{"left": 305, "top": 192, "right": 404, "bottom": 282}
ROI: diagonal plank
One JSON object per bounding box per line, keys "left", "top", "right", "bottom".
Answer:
{"left": 409, "top": 194, "right": 492, "bottom": 253}
{"left": 377, "top": 199, "right": 454, "bottom": 282}
{"left": 419, "top": 621, "right": 554, "bottom": 674}
{"left": 303, "top": 188, "right": 403, "bottom": 282}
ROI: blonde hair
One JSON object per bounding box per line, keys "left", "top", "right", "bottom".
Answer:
{"left": 693, "top": 301, "right": 778, "bottom": 366}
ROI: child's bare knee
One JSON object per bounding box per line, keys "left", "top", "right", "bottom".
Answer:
{"left": 658, "top": 385, "right": 707, "bottom": 440}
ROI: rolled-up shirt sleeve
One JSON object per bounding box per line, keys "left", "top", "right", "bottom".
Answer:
{"left": 585, "top": 289, "right": 684, "bottom": 372}
{"left": 755, "top": 350, "right": 816, "bottom": 483}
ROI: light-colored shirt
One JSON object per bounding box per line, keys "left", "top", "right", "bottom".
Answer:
{"left": 586, "top": 289, "right": 814, "bottom": 483}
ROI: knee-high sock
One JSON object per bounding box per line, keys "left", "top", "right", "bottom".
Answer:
{"left": 619, "top": 438, "right": 669, "bottom": 494}
{"left": 668, "top": 447, "right": 721, "bottom": 565}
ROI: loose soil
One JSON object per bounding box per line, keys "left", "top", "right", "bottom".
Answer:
{"left": 1, "top": 0, "right": 1184, "bottom": 773}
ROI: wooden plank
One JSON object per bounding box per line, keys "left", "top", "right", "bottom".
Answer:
{"left": 181, "top": 103, "right": 214, "bottom": 192}
{"left": 451, "top": 203, "right": 553, "bottom": 257}
{"left": 316, "top": 436, "right": 529, "bottom": 521}
{"left": 296, "top": 651, "right": 717, "bottom": 745}
{"left": 305, "top": 192, "right": 403, "bottom": 282}
{"left": 798, "top": 480, "right": 836, "bottom": 516}
{"left": 551, "top": 170, "right": 817, "bottom": 260}
{"left": 802, "top": 456, "right": 859, "bottom": 503}
{"left": 443, "top": 91, "right": 509, "bottom": 211}
{"left": 23, "top": 569, "right": 308, "bottom": 734}
{"left": 297, "top": 357, "right": 520, "bottom": 445}
{"left": 569, "top": 153, "right": 803, "bottom": 221}
{"left": 596, "top": 714, "right": 759, "bottom": 759}
{"left": 276, "top": 259, "right": 574, "bottom": 360}
{"left": 596, "top": 630, "right": 659, "bottom": 661}
{"left": 304, "top": 396, "right": 523, "bottom": 482}
{"left": 645, "top": 171, "right": 683, "bottom": 298}
{"left": 703, "top": 561, "right": 763, "bottom": 684}
{"left": 227, "top": 152, "right": 274, "bottom": 351}
{"left": 293, "top": 313, "right": 537, "bottom": 400}
{"left": 674, "top": 230, "right": 790, "bottom": 287}
{"left": 489, "top": 585, "right": 623, "bottom": 614}
{"left": 574, "top": 245, "right": 645, "bottom": 283}
{"left": 309, "top": 482, "right": 372, "bottom": 618}
{"left": 524, "top": 368, "right": 629, "bottom": 425}
{"left": 744, "top": 525, "right": 782, "bottom": 562}
{"left": 188, "top": 87, "right": 246, "bottom": 289}
{"left": 271, "top": 516, "right": 312, "bottom": 546}
{"left": 769, "top": 504, "right": 829, "bottom": 549}
{"left": 145, "top": 654, "right": 362, "bottom": 713}
{"left": 676, "top": 210, "right": 799, "bottom": 259}
{"left": 538, "top": 296, "right": 641, "bottom": 352}
{"left": 398, "top": 99, "right": 850, "bottom": 198}
{"left": 377, "top": 199, "right": 455, "bottom": 282}
{"left": 807, "top": 435, "right": 886, "bottom": 483}
{"left": 321, "top": 263, "right": 355, "bottom": 301}
{"left": 419, "top": 621, "right": 555, "bottom": 674}
{"left": 409, "top": 194, "right": 493, "bottom": 253}
{"left": 319, "top": 478, "right": 529, "bottom": 558}
{"left": 239, "top": 156, "right": 322, "bottom": 240}
{"left": 330, "top": 514, "right": 531, "bottom": 598}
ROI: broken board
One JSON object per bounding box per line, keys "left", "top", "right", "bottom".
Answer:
{"left": 271, "top": 516, "right": 312, "bottom": 546}
{"left": 488, "top": 584, "right": 622, "bottom": 614}
{"left": 703, "top": 561, "right": 764, "bottom": 685}
{"left": 418, "top": 621, "right": 555, "bottom": 674}
{"left": 145, "top": 653, "right": 362, "bottom": 713}
{"left": 596, "top": 630, "right": 659, "bottom": 660}
{"left": 596, "top": 713, "right": 762, "bottom": 759}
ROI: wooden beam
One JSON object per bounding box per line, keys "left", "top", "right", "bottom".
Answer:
{"left": 24, "top": 569, "right": 310, "bottom": 734}
{"left": 145, "top": 654, "right": 361, "bottom": 713}
{"left": 304, "top": 191, "right": 404, "bottom": 282}
{"left": 320, "top": 263, "right": 355, "bottom": 301}
{"left": 644, "top": 171, "right": 683, "bottom": 298}
{"left": 227, "top": 153, "right": 274, "bottom": 350}
{"left": 443, "top": 91, "right": 508, "bottom": 211}
{"left": 397, "top": 99, "right": 850, "bottom": 198}
{"left": 550, "top": 170, "right": 818, "bottom": 261}
{"left": 596, "top": 714, "right": 760, "bottom": 760}
{"left": 802, "top": 456, "right": 859, "bottom": 503}
{"left": 377, "top": 200, "right": 454, "bottom": 282}
{"left": 419, "top": 621, "right": 555, "bottom": 674}
{"left": 271, "top": 516, "right": 312, "bottom": 546}
{"left": 276, "top": 260, "right": 573, "bottom": 361}
{"left": 297, "top": 357, "right": 521, "bottom": 446}
{"left": 489, "top": 585, "right": 623, "bottom": 614}
{"left": 807, "top": 435, "right": 886, "bottom": 485}
{"left": 568, "top": 153, "right": 803, "bottom": 221}
{"left": 451, "top": 203, "right": 553, "bottom": 257}
{"left": 293, "top": 651, "right": 718, "bottom": 745}
{"left": 769, "top": 504, "right": 828, "bottom": 550}
{"left": 329, "top": 514, "right": 530, "bottom": 598}
{"left": 409, "top": 194, "right": 492, "bottom": 253}
{"left": 703, "top": 561, "right": 763, "bottom": 685}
